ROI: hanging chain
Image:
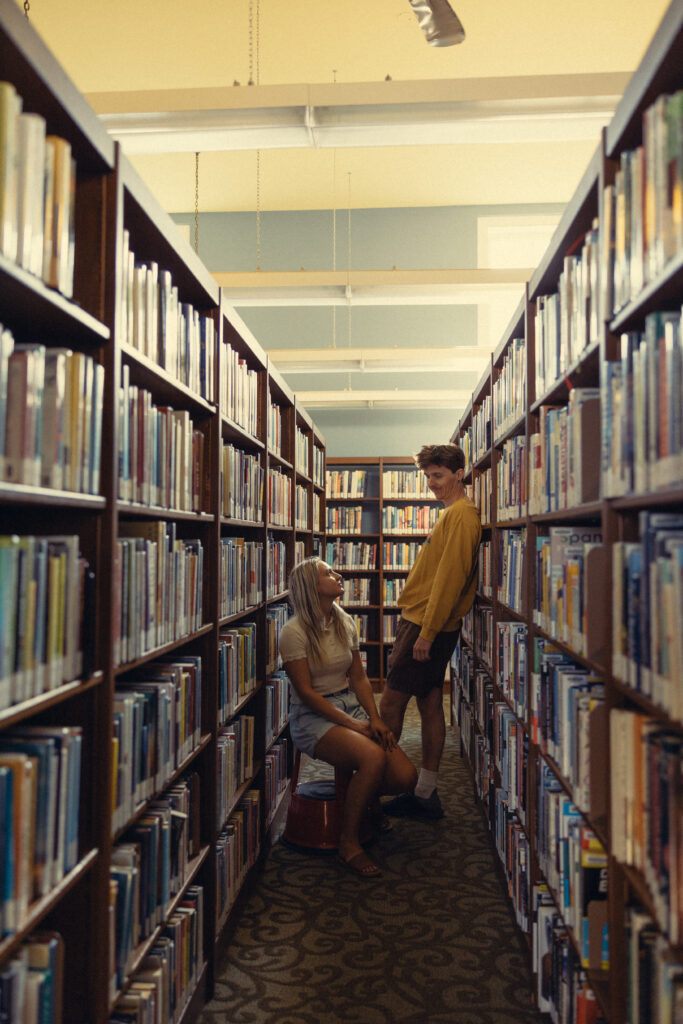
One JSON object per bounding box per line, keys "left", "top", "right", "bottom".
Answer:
{"left": 256, "top": 150, "right": 262, "bottom": 270}
{"left": 332, "top": 151, "right": 337, "bottom": 349}
{"left": 23, "top": 0, "right": 29, "bottom": 19}
{"left": 347, "top": 171, "right": 352, "bottom": 348}
{"left": 250, "top": 0, "right": 262, "bottom": 268}
{"left": 194, "top": 153, "right": 200, "bottom": 254}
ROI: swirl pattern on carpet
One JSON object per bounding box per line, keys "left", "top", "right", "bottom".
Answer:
{"left": 200, "top": 702, "right": 543, "bottom": 1024}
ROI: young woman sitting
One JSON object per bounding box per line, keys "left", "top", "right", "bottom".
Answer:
{"left": 279, "top": 558, "right": 417, "bottom": 878}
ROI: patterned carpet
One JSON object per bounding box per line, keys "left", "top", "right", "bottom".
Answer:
{"left": 199, "top": 701, "right": 544, "bottom": 1024}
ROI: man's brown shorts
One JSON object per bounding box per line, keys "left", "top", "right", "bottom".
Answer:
{"left": 385, "top": 616, "right": 461, "bottom": 699}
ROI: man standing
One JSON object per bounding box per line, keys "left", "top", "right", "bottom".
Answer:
{"left": 380, "top": 443, "right": 481, "bottom": 819}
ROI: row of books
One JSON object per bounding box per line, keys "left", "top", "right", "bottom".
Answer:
{"left": 625, "top": 906, "right": 683, "bottom": 1024}
{"left": 325, "top": 469, "right": 370, "bottom": 497}
{"left": 382, "top": 540, "right": 423, "bottom": 570}
{"left": 533, "top": 527, "right": 603, "bottom": 656}
{"left": 217, "top": 715, "right": 255, "bottom": 829}
{"left": 381, "top": 468, "right": 431, "bottom": 498}
{"left": 326, "top": 505, "right": 364, "bottom": 533}
{"left": 295, "top": 427, "right": 309, "bottom": 473}
{"left": 492, "top": 702, "right": 526, "bottom": 820}
{"left": 610, "top": 709, "right": 683, "bottom": 945}
{"left": 313, "top": 492, "right": 321, "bottom": 532}
{"left": 0, "top": 81, "right": 75, "bottom": 296}
{"left": 342, "top": 577, "right": 373, "bottom": 606}
{"left": 265, "top": 671, "right": 289, "bottom": 746}
{"left": 478, "top": 539, "right": 492, "bottom": 598}
{"left": 381, "top": 504, "right": 439, "bottom": 534}
{"left": 267, "top": 467, "right": 292, "bottom": 527}
{"left": 265, "top": 603, "right": 289, "bottom": 675}
{"left": 215, "top": 791, "right": 260, "bottom": 928}
{"left": 0, "top": 725, "right": 82, "bottom": 935}
{"left": 611, "top": 510, "right": 683, "bottom": 719}
{"left": 119, "top": 367, "right": 207, "bottom": 512}
{"left": 535, "top": 767, "right": 609, "bottom": 971}
{"left": 533, "top": 885, "right": 604, "bottom": 1023}
{"left": 529, "top": 388, "right": 601, "bottom": 516}
{"left": 606, "top": 90, "right": 683, "bottom": 316}
{"left": 1, "top": 332, "right": 103, "bottom": 494}
{"left": 496, "top": 436, "right": 527, "bottom": 522}
{"left": 531, "top": 640, "right": 605, "bottom": 813}
{"left": 0, "top": 931, "right": 64, "bottom": 1024}
{"left": 114, "top": 525, "right": 204, "bottom": 667}
{"left": 220, "top": 537, "right": 263, "bottom": 619}
{"left": 497, "top": 528, "right": 525, "bottom": 612}
{"left": 347, "top": 613, "right": 370, "bottom": 643}
{"left": 473, "top": 466, "right": 491, "bottom": 525}
{"left": 120, "top": 230, "right": 215, "bottom": 403}
{"left": 382, "top": 577, "right": 403, "bottom": 605}
{"left": 110, "top": 876, "right": 203, "bottom": 1015}
{"left": 0, "top": 532, "right": 95, "bottom": 709}
{"left": 493, "top": 337, "right": 526, "bottom": 440}
{"left": 382, "top": 612, "right": 400, "bottom": 642}
{"left": 603, "top": 310, "right": 683, "bottom": 500}
{"left": 221, "top": 443, "right": 263, "bottom": 522}
{"left": 493, "top": 796, "right": 529, "bottom": 933}
{"left": 313, "top": 446, "right": 324, "bottom": 488}
{"left": 112, "top": 658, "right": 202, "bottom": 834}
{"left": 295, "top": 484, "right": 308, "bottom": 530}
{"left": 268, "top": 399, "right": 282, "bottom": 456}
{"left": 220, "top": 343, "right": 258, "bottom": 436}
{"left": 112, "top": 771, "right": 200, "bottom": 951}
{"left": 218, "top": 623, "right": 257, "bottom": 727}
{"left": 264, "top": 738, "right": 289, "bottom": 825}
{"left": 534, "top": 226, "right": 601, "bottom": 402}
{"left": 325, "top": 539, "right": 377, "bottom": 569}
{"left": 471, "top": 394, "right": 492, "bottom": 464}
{"left": 496, "top": 621, "right": 527, "bottom": 720}
{"left": 470, "top": 604, "right": 494, "bottom": 669}
{"left": 267, "top": 536, "right": 287, "bottom": 597}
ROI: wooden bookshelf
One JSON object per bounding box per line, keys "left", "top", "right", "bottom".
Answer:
{"left": 325, "top": 455, "right": 442, "bottom": 689}
{"left": 449, "top": 4, "right": 683, "bottom": 1021}
{"left": 0, "top": 4, "right": 325, "bottom": 1018}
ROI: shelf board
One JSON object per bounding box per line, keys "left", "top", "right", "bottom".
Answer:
{"left": 531, "top": 501, "right": 603, "bottom": 524}
{"left": 611, "top": 486, "right": 683, "bottom": 512}
{"left": 610, "top": 250, "right": 683, "bottom": 331}
{"left": 268, "top": 449, "right": 293, "bottom": 470}
{"left": 0, "top": 481, "right": 106, "bottom": 510}
{"left": 220, "top": 604, "right": 262, "bottom": 625}
{"left": 121, "top": 342, "right": 216, "bottom": 415}
{"left": 220, "top": 515, "right": 264, "bottom": 529}
{"left": 530, "top": 340, "right": 600, "bottom": 412}
{"left": 493, "top": 412, "right": 526, "bottom": 448}
{"left": 114, "top": 622, "right": 215, "bottom": 674}
{"left": 533, "top": 624, "right": 606, "bottom": 676}
{"left": 0, "top": 253, "right": 110, "bottom": 345}
{"left": 0, "top": 848, "right": 99, "bottom": 961}
{"left": 221, "top": 415, "right": 264, "bottom": 449}
{"left": 0, "top": 672, "right": 104, "bottom": 729}
{"left": 221, "top": 680, "right": 263, "bottom": 722}
{"left": 266, "top": 590, "right": 289, "bottom": 604}
{"left": 118, "top": 502, "right": 215, "bottom": 522}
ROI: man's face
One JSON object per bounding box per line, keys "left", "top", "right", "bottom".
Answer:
{"left": 422, "top": 463, "right": 461, "bottom": 503}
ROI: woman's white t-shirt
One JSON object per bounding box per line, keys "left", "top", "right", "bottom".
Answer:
{"left": 279, "top": 610, "right": 359, "bottom": 706}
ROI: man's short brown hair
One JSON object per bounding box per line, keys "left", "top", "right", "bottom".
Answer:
{"left": 415, "top": 443, "right": 466, "bottom": 473}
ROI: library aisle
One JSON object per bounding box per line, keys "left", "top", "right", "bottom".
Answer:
{"left": 198, "top": 701, "right": 543, "bottom": 1024}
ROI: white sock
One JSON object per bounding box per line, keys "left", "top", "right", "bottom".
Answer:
{"left": 414, "top": 769, "right": 438, "bottom": 799}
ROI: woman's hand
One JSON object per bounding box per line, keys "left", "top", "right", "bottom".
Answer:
{"left": 366, "top": 715, "right": 397, "bottom": 751}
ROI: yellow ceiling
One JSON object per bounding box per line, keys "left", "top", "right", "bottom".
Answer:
{"left": 17, "top": 0, "right": 671, "bottom": 213}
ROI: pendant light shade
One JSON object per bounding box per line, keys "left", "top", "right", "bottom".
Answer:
{"left": 409, "top": 0, "right": 465, "bottom": 46}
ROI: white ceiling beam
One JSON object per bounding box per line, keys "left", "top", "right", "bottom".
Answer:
{"left": 269, "top": 346, "right": 492, "bottom": 373}
{"left": 215, "top": 268, "right": 531, "bottom": 307}
{"left": 294, "top": 389, "right": 471, "bottom": 409}
{"left": 90, "top": 74, "right": 627, "bottom": 154}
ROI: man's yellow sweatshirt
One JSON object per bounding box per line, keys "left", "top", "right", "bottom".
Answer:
{"left": 398, "top": 495, "right": 481, "bottom": 643}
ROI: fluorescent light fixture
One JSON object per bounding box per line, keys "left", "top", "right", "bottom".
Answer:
{"left": 214, "top": 269, "right": 531, "bottom": 307}
{"left": 294, "top": 389, "right": 470, "bottom": 409}
{"left": 100, "top": 92, "right": 619, "bottom": 155}
{"left": 269, "top": 346, "right": 491, "bottom": 373}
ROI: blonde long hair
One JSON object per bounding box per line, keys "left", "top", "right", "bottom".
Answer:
{"left": 288, "top": 557, "right": 352, "bottom": 664}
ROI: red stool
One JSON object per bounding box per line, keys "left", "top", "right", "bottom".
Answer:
{"left": 282, "top": 748, "right": 373, "bottom": 851}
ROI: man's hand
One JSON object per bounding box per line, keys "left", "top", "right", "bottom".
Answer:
{"left": 412, "top": 636, "right": 432, "bottom": 662}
